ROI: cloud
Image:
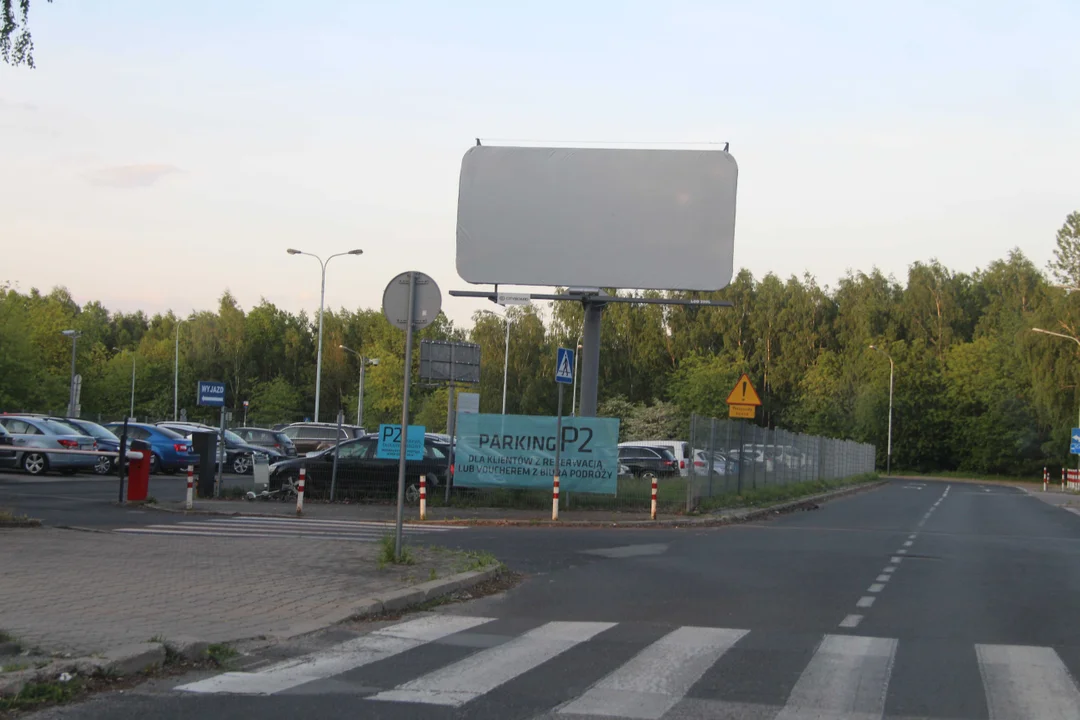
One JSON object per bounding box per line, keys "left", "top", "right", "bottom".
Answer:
{"left": 86, "top": 164, "right": 182, "bottom": 189}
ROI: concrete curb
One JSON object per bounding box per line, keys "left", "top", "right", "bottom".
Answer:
{"left": 0, "top": 642, "right": 167, "bottom": 698}
{"left": 0, "top": 565, "right": 504, "bottom": 698}
{"left": 144, "top": 480, "right": 885, "bottom": 528}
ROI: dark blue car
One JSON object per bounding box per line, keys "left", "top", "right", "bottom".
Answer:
{"left": 51, "top": 417, "right": 121, "bottom": 475}
{"left": 103, "top": 422, "right": 198, "bottom": 474}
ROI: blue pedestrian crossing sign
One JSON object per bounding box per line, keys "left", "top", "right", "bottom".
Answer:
{"left": 1071, "top": 428, "right": 1080, "bottom": 455}
{"left": 556, "top": 347, "right": 575, "bottom": 384}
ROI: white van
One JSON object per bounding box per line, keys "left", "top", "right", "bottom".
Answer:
{"left": 618, "top": 440, "right": 692, "bottom": 477}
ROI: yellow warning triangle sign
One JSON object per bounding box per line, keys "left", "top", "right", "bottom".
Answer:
{"left": 725, "top": 374, "right": 762, "bottom": 406}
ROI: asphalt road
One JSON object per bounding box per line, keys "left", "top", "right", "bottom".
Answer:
{"left": 26, "top": 478, "right": 1080, "bottom": 719}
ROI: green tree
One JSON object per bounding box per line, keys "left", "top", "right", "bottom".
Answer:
{"left": 1048, "top": 212, "right": 1080, "bottom": 289}
{"left": 1, "top": 0, "right": 49, "bottom": 68}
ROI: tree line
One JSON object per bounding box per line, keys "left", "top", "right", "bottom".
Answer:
{"left": 3, "top": 211, "right": 1079, "bottom": 476}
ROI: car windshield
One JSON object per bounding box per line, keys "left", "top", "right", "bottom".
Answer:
{"left": 224, "top": 429, "right": 244, "bottom": 445}
{"left": 41, "top": 419, "right": 87, "bottom": 435}
{"left": 72, "top": 420, "right": 117, "bottom": 440}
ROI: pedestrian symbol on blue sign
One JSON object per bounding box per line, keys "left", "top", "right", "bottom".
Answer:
{"left": 556, "top": 347, "right": 575, "bottom": 384}
{"left": 1071, "top": 428, "right": 1080, "bottom": 455}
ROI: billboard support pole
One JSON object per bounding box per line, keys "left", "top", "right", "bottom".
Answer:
{"left": 578, "top": 295, "right": 606, "bottom": 417}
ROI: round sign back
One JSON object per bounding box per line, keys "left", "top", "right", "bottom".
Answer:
{"left": 382, "top": 271, "right": 442, "bottom": 331}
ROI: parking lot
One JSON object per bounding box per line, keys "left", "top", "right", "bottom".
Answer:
{"left": 0, "top": 469, "right": 248, "bottom": 528}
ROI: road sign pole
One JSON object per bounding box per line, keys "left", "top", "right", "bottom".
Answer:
{"left": 216, "top": 408, "right": 225, "bottom": 498}
{"left": 445, "top": 380, "right": 456, "bottom": 504}
{"left": 553, "top": 383, "right": 564, "bottom": 521}
{"left": 395, "top": 272, "right": 417, "bottom": 561}
{"left": 737, "top": 421, "right": 745, "bottom": 494}
{"left": 330, "top": 409, "right": 344, "bottom": 502}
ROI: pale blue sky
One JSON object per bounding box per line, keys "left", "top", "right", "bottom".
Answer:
{"left": 2, "top": 0, "right": 1077, "bottom": 325}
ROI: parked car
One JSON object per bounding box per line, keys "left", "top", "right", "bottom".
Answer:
{"left": 158, "top": 423, "right": 284, "bottom": 475}
{"left": 234, "top": 427, "right": 297, "bottom": 457}
{"left": 0, "top": 424, "right": 17, "bottom": 470}
{"left": 281, "top": 422, "right": 366, "bottom": 455}
{"left": 692, "top": 449, "right": 737, "bottom": 477}
{"left": 47, "top": 418, "right": 121, "bottom": 475}
{"left": 103, "top": 422, "right": 197, "bottom": 475}
{"left": 269, "top": 435, "right": 450, "bottom": 502}
{"left": 616, "top": 445, "right": 679, "bottom": 480}
{"left": 0, "top": 416, "right": 98, "bottom": 476}
{"left": 619, "top": 440, "right": 692, "bottom": 476}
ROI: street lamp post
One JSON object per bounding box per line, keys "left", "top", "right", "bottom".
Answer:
{"left": 1031, "top": 328, "right": 1080, "bottom": 465}
{"left": 174, "top": 318, "right": 186, "bottom": 421}
{"left": 869, "top": 344, "right": 894, "bottom": 475}
{"left": 340, "top": 345, "right": 379, "bottom": 427}
{"left": 287, "top": 248, "right": 363, "bottom": 423}
{"left": 61, "top": 330, "right": 80, "bottom": 417}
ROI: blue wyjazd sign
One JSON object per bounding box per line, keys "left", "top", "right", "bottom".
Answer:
{"left": 376, "top": 424, "right": 426, "bottom": 461}
{"left": 197, "top": 381, "right": 226, "bottom": 407}
{"left": 1071, "top": 428, "right": 1080, "bottom": 455}
{"left": 453, "top": 413, "right": 619, "bottom": 494}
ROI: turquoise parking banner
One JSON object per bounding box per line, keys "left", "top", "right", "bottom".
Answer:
{"left": 453, "top": 413, "right": 620, "bottom": 494}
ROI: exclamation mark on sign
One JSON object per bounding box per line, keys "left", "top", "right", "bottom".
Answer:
{"left": 742, "top": 381, "right": 747, "bottom": 401}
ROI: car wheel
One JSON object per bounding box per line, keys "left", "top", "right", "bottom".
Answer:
{"left": 405, "top": 482, "right": 420, "bottom": 504}
{"left": 149, "top": 453, "right": 161, "bottom": 475}
{"left": 22, "top": 452, "right": 48, "bottom": 476}
{"left": 641, "top": 470, "right": 658, "bottom": 481}
{"left": 232, "top": 454, "right": 252, "bottom": 475}
{"left": 93, "top": 455, "right": 113, "bottom": 475}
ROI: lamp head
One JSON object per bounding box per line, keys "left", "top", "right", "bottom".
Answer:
{"left": 286, "top": 248, "right": 301, "bottom": 255}
{"left": 348, "top": 249, "right": 364, "bottom": 255}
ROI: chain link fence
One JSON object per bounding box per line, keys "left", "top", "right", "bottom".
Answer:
{"left": 684, "top": 413, "right": 876, "bottom": 512}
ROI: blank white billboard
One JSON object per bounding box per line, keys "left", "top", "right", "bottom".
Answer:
{"left": 456, "top": 145, "right": 737, "bottom": 291}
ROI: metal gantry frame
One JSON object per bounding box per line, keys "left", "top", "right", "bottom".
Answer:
{"left": 449, "top": 287, "right": 733, "bottom": 417}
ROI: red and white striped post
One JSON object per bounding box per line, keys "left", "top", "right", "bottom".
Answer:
{"left": 1044, "top": 467, "right": 1048, "bottom": 492}
{"left": 185, "top": 464, "right": 194, "bottom": 510}
{"left": 419, "top": 475, "right": 427, "bottom": 521}
{"left": 650, "top": 477, "right": 658, "bottom": 520}
{"left": 552, "top": 475, "right": 560, "bottom": 521}
{"left": 296, "top": 467, "right": 306, "bottom": 515}
{"left": 1062, "top": 467, "right": 1066, "bottom": 491}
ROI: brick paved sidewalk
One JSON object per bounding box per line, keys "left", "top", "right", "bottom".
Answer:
{"left": 0, "top": 527, "right": 480, "bottom": 656}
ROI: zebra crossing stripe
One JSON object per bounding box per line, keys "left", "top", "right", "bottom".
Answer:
{"left": 176, "top": 614, "right": 494, "bottom": 695}
{"left": 977, "top": 644, "right": 1080, "bottom": 719}
{"left": 774, "top": 634, "right": 897, "bottom": 720}
{"left": 369, "top": 621, "right": 616, "bottom": 707}
{"left": 556, "top": 626, "right": 747, "bottom": 718}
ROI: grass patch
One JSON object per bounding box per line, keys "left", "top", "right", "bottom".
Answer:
{"left": 695, "top": 473, "right": 879, "bottom": 513}
{"left": 376, "top": 533, "right": 415, "bottom": 568}
{"left": 144, "top": 496, "right": 158, "bottom": 505}
{"left": 1, "top": 662, "right": 29, "bottom": 673}
{"left": 0, "top": 630, "right": 15, "bottom": 644}
{"left": 0, "top": 506, "right": 38, "bottom": 526}
{"left": 455, "top": 550, "right": 500, "bottom": 573}
{"left": 893, "top": 470, "right": 1044, "bottom": 484}
{"left": 222, "top": 486, "right": 248, "bottom": 500}
{"left": 0, "top": 676, "right": 85, "bottom": 712}
{"left": 205, "top": 643, "right": 238, "bottom": 668}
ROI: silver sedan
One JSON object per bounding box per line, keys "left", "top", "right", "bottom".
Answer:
{"left": 0, "top": 416, "right": 98, "bottom": 476}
